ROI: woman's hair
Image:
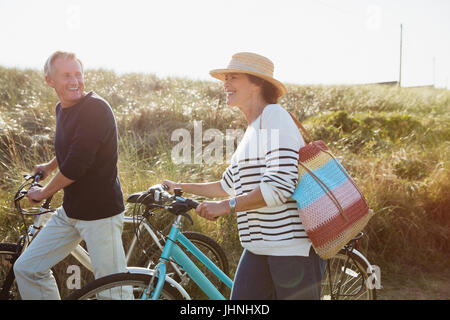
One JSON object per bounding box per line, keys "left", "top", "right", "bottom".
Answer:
{"left": 246, "top": 74, "right": 280, "bottom": 104}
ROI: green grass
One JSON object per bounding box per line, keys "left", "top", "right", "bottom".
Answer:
{"left": 1, "top": 66, "right": 449, "bottom": 294}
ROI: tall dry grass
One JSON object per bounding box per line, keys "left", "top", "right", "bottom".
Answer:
{"left": 1, "top": 66, "right": 449, "bottom": 280}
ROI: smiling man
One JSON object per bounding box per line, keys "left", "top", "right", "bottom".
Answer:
{"left": 13, "top": 51, "right": 129, "bottom": 299}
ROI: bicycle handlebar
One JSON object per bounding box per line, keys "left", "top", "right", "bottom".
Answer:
{"left": 127, "top": 184, "right": 199, "bottom": 224}
{"left": 14, "top": 172, "right": 54, "bottom": 216}
{"left": 160, "top": 184, "right": 200, "bottom": 209}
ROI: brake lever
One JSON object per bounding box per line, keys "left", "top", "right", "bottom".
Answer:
{"left": 14, "top": 190, "right": 26, "bottom": 202}
{"left": 168, "top": 202, "right": 194, "bottom": 225}
{"left": 14, "top": 183, "right": 42, "bottom": 202}
{"left": 179, "top": 212, "right": 194, "bottom": 225}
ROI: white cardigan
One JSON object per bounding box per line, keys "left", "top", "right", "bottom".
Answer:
{"left": 220, "top": 104, "right": 312, "bottom": 256}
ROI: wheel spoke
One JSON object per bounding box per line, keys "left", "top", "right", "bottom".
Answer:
{"left": 321, "top": 251, "right": 375, "bottom": 300}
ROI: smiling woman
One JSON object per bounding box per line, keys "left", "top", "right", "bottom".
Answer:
{"left": 163, "top": 52, "right": 328, "bottom": 300}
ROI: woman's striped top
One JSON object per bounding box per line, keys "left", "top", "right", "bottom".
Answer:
{"left": 220, "top": 104, "right": 313, "bottom": 256}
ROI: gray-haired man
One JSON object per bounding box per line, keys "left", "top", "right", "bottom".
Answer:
{"left": 14, "top": 51, "right": 128, "bottom": 299}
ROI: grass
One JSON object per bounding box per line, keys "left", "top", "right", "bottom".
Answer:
{"left": 1, "top": 66, "right": 449, "bottom": 298}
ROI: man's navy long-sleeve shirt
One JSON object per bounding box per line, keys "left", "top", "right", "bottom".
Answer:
{"left": 54, "top": 91, "right": 124, "bottom": 220}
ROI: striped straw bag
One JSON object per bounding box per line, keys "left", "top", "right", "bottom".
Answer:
{"left": 289, "top": 113, "right": 373, "bottom": 259}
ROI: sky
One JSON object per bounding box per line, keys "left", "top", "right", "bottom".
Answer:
{"left": 0, "top": 0, "right": 449, "bottom": 88}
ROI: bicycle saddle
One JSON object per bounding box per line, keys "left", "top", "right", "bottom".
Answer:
{"left": 126, "top": 191, "right": 146, "bottom": 204}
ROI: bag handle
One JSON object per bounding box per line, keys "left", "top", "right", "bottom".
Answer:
{"left": 260, "top": 110, "right": 314, "bottom": 144}
{"left": 284, "top": 111, "right": 347, "bottom": 220}
{"left": 288, "top": 111, "right": 313, "bottom": 143}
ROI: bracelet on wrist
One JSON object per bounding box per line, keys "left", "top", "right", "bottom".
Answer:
{"left": 228, "top": 197, "right": 237, "bottom": 214}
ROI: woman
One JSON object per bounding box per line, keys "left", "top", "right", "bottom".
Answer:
{"left": 163, "top": 52, "right": 326, "bottom": 300}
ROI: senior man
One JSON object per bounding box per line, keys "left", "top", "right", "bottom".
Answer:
{"left": 14, "top": 51, "right": 128, "bottom": 299}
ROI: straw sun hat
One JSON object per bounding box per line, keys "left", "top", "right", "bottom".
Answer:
{"left": 209, "top": 52, "right": 287, "bottom": 98}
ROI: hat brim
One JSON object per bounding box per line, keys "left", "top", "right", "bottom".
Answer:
{"left": 209, "top": 68, "right": 287, "bottom": 98}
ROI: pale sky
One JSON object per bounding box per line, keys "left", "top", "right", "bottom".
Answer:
{"left": 0, "top": 0, "right": 449, "bottom": 88}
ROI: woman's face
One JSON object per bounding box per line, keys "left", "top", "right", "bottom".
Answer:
{"left": 223, "top": 73, "right": 260, "bottom": 107}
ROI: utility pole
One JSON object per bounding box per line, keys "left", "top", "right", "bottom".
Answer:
{"left": 399, "top": 23, "right": 403, "bottom": 87}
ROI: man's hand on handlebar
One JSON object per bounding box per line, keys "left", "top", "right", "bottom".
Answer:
{"left": 26, "top": 186, "right": 46, "bottom": 204}
{"left": 25, "top": 171, "right": 51, "bottom": 204}
{"left": 33, "top": 158, "right": 57, "bottom": 181}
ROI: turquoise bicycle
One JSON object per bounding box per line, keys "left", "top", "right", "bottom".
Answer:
{"left": 66, "top": 185, "right": 233, "bottom": 300}
{"left": 67, "top": 184, "right": 377, "bottom": 300}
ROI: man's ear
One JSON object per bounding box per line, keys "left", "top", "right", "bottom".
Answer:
{"left": 45, "top": 75, "right": 55, "bottom": 88}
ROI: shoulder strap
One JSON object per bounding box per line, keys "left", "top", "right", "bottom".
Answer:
{"left": 288, "top": 111, "right": 313, "bottom": 143}
{"left": 259, "top": 108, "right": 313, "bottom": 144}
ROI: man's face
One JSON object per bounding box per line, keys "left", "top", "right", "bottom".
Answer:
{"left": 46, "top": 57, "right": 85, "bottom": 108}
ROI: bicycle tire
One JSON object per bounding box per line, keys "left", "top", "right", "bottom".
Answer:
{"left": 0, "top": 242, "right": 74, "bottom": 300}
{"left": 65, "top": 272, "right": 183, "bottom": 300}
{"left": 321, "top": 249, "right": 376, "bottom": 300}
{"left": 0, "top": 243, "right": 20, "bottom": 300}
{"left": 135, "top": 231, "right": 229, "bottom": 298}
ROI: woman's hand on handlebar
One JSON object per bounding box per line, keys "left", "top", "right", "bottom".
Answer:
{"left": 162, "top": 180, "right": 180, "bottom": 194}
{"left": 195, "top": 200, "right": 231, "bottom": 221}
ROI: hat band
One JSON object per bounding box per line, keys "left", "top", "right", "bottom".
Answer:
{"left": 227, "top": 62, "right": 273, "bottom": 78}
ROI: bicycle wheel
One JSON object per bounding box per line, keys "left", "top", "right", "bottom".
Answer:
{"left": 65, "top": 272, "right": 183, "bottom": 300}
{"left": 134, "top": 231, "right": 229, "bottom": 299}
{"left": 321, "top": 249, "right": 376, "bottom": 300}
{"left": 0, "top": 242, "right": 69, "bottom": 300}
{"left": 0, "top": 243, "right": 20, "bottom": 300}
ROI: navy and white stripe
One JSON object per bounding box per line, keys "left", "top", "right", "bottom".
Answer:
{"left": 220, "top": 104, "right": 312, "bottom": 256}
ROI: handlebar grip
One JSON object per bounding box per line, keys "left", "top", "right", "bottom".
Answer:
{"left": 160, "top": 190, "right": 173, "bottom": 201}
{"left": 34, "top": 171, "right": 44, "bottom": 184}
{"left": 186, "top": 199, "right": 199, "bottom": 209}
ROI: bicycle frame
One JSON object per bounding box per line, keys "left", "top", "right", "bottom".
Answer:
{"left": 18, "top": 211, "right": 95, "bottom": 273}
{"left": 124, "top": 215, "right": 187, "bottom": 281}
{"left": 5, "top": 177, "right": 198, "bottom": 300}
{"left": 16, "top": 212, "right": 186, "bottom": 282}
{"left": 144, "top": 215, "right": 233, "bottom": 300}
